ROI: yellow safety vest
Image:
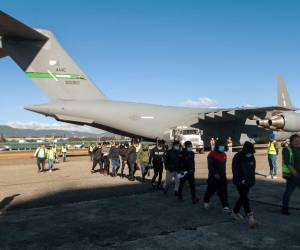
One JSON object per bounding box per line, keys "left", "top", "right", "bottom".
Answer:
{"left": 268, "top": 141, "right": 277, "bottom": 155}
{"left": 282, "top": 146, "right": 293, "bottom": 177}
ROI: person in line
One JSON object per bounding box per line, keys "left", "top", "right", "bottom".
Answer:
{"left": 210, "top": 138, "right": 215, "bottom": 151}
{"left": 52, "top": 145, "right": 58, "bottom": 164}
{"left": 109, "top": 142, "right": 121, "bottom": 177}
{"left": 149, "top": 140, "right": 166, "bottom": 189}
{"left": 34, "top": 144, "right": 47, "bottom": 173}
{"left": 137, "top": 144, "right": 150, "bottom": 182}
{"left": 127, "top": 140, "right": 139, "bottom": 181}
{"left": 282, "top": 134, "right": 300, "bottom": 215}
{"left": 267, "top": 134, "right": 279, "bottom": 179}
{"left": 101, "top": 142, "right": 111, "bottom": 176}
{"left": 231, "top": 141, "right": 257, "bottom": 227}
{"left": 88, "top": 144, "right": 95, "bottom": 161}
{"left": 91, "top": 143, "right": 102, "bottom": 174}
{"left": 177, "top": 141, "right": 199, "bottom": 204}
{"left": 163, "top": 140, "right": 181, "bottom": 195}
{"left": 227, "top": 137, "right": 233, "bottom": 154}
{"left": 46, "top": 145, "right": 55, "bottom": 172}
{"left": 119, "top": 143, "right": 129, "bottom": 178}
{"left": 204, "top": 139, "right": 231, "bottom": 213}
{"left": 61, "top": 144, "right": 68, "bottom": 162}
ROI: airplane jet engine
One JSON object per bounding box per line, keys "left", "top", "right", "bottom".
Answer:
{"left": 269, "top": 112, "right": 300, "bottom": 132}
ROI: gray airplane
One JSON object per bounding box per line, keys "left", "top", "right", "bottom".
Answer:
{"left": 0, "top": 11, "right": 299, "bottom": 146}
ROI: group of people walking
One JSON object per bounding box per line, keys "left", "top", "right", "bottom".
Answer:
{"left": 34, "top": 144, "right": 68, "bottom": 172}
{"left": 88, "top": 133, "right": 300, "bottom": 227}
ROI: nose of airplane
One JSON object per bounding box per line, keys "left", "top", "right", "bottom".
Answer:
{"left": 24, "top": 104, "right": 52, "bottom": 115}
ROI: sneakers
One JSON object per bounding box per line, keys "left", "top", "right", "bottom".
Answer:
{"left": 273, "top": 175, "right": 278, "bottom": 179}
{"left": 231, "top": 212, "right": 244, "bottom": 221}
{"left": 204, "top": 202, "right": 210, "bottom": 209}
{"left": 49, "top": 169, "right": 52, "bottom": 172}
{"left": 247, "top": 212, "right": 257, "bottom": 228}
{"left": 223, "top": 206, "right": 232, "bottom": 214}
{"left": 266, "top": 175, "right": 272, "bottom": 179}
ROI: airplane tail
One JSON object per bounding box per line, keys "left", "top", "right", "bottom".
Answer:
{"left": 0, "top": 11, "right": 107, "bottom": 101}
{"left": 277, "top": 76, "right": 293, "bottom": 109}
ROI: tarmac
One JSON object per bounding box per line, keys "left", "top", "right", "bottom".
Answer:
{"left": 0, "top": 150, "right": 299, "bottom": 249}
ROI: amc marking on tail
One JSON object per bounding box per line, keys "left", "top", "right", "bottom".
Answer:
{"left": 26, "top": 72, "right": 86, "bottom": 80}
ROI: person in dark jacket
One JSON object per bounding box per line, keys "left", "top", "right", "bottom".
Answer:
{"left": 119, "top": 144, "right": 128, "bottom": 178}
{"left": 91, "top": 144, "right": 102, "bottom": 174}
{"left": 109, "top": 142, "right": 121, "bottom": 177}
{"left": 149, "top": 140, "right": 166, "bottom": 188}
{"left": 127, "top": 140, "right": 139, "bottom": 181}
{"left": 231, "top": 141, "right": 257, "bottom": 227}
{"left": 203, "top": 139, "right": 230, "bottom": 212}
{"left": 163, "top": 141, "right": 182, "bottom": 195}
{"left": 177, "top": 141, "right": 199, "bottom": 204}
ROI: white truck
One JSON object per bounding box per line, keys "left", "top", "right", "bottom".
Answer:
{"left": 163, "top": 126, "right": 204, "bottom": 153}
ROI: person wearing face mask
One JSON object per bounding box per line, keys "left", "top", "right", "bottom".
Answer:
{"left": 231, "top": 141, "right": 257, "bottom": 228}
{"left": 177, "top": 141, "right": 199, "bottom": 204}
{"left": 163, "top": 140, "right": 182, "bottom": 195}
{"left": 204, "top": 139, "right": 230, "bottom": 213}
{"left": 149, "top": 140, "right": 166, "bottom": 189}
{"left": 282, "top": 134, "right": 300, "bottom": 215}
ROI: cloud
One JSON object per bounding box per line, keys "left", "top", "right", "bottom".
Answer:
{"left": 181, "top": 97, "right": 218, "bottom": 108}
{"left": 4, "top": 121, "right": 104, "bottom": 134}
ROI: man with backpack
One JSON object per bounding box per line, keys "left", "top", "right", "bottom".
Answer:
{"left": 34, "top": 144, "right": 47, "bottom": 173}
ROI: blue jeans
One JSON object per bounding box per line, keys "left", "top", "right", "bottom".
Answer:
{"left": 268, "top": 154, "right": 277, "bottom": 176}
{"left": 48, "top": 159, "right": 54, "bottom": 170}
{"left": 111, "top": 159, "right": 120, "bottom": 176}
{"left": 282, "top": 175, "right": 300, "bottom": 209}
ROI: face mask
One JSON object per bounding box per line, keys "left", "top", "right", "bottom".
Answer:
{"left": 174, "top": 146, "right": 180, "bottom": 151}
{"left": 245, "top": 153, "right": 252, "bottom": 158}
{"left": 218, "top": 146, "right": 225, "bottom": 153}
{"left": 187, "top": 147, "right": 193, "bottom": 152}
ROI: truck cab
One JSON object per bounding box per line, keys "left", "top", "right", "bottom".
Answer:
{"left": 164, "top": 126, "right": 204, "bottom": 153}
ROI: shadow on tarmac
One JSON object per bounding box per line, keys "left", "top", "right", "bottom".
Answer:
{"left": 5, "top": 176, "right": 299, "bottom": 213}
{"left": 0, "top": 194, "right": 20, "bottom": 210}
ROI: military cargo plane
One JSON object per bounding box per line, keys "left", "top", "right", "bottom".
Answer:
{"left": 0, "top": 11, "right": 298, "bottom": 146}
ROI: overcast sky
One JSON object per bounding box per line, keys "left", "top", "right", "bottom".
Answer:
{"left": 1, "top": 0, "right": 300, "bottom": 131}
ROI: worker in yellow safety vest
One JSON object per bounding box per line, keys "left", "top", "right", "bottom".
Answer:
{"left": 61, "top": 144, "right": 68, "bottom": 162}
{"left": 267, "top": 134, "right": 279, "bottom": 179}
{"left": 282, "top": 134, "right": 300, "bottom": 215}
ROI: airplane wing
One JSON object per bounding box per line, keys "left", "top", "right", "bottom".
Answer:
{"left": 198, "top": 106, "right": 295, "bottom": 122}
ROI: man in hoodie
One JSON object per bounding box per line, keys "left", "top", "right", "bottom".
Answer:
{"left": 137, "top": 144, "right": 150, "bottom": 182}
{"left": 232, "top": 141, "right": 257, "bottom": 227}
{"left": 149, "top": 140, "right": 166, "bottom": 189}
{"left": 204, "top": 139, "right": 231, "bottom": 213}
{"left": 127, "top": 140, "right": 139, "bottom": 181}
{"left": 109, "top": 142, "right": 121, "bottom": 177}
{"left": 177, "top": 141, "right": 199, "bottom": 203}
{"left": 163, "top": 140, "right": 182, "bottom": 195}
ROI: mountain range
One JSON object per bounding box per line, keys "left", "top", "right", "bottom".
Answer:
{"left": 0, "top": 125, "right": 112, "bottom": 138}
